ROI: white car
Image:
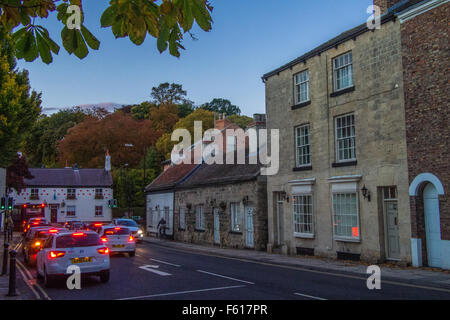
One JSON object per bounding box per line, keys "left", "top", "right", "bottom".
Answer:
{"left": 99, "top": 226, "right": 136, "bottom": 256}
{"left": 36, "top": 231, "right": 110, "bottom": 287}
{"left": 112, "top": 218, "right": 144, "bottom": 242}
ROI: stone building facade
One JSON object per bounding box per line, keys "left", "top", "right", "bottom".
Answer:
{"left": 397, "top": 0, "right": 449, "bottom": 269}
{"left": 174, "top": 172, "right": 268, "bottom": 250}
{"left": 262, "top": 6, "right": 413, "bottom": 263}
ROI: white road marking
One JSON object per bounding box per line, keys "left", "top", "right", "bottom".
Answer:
{"left": 294, "top": 292, "right": 327, "bottom": 300}
{"left": 117, "top": 285, "right": 246, "bottom": 300}
{"left": 16, "top": 262, "right": 41, "bottom": 300}
{"left": 149, "top": 258, "right": 181, "bottom": 267}
{"left": 197, "top": 270, "right": 255, "bottom": 285}
{"left": 139, "top": 265, "right": 172, "bottom": 276}
{"left": 16, "top": 257, "right": 51, "bottom": 300}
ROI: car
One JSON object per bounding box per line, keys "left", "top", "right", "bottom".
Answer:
{"left": 85, "top": 222, "right": 109, "bottom": 233}
{"left": 112, "top": 218, "right": 144, "bottom": 242}
{"left": 23, "top": 218, "right": 50, "bottom": 235}
{"left": 99, "top": 225, "right": 136, "bottom": 257}
{"left": 67, "top": 221, "right": 85, "bottom": 231}
{"left": 36, "top": 231, "right": 110, "bottom": 287}
{"left": 22, "top": 227, "right": 68, "bottom": 266}
{"left": 63, "top": 220, "right": 83, "bottom": 230}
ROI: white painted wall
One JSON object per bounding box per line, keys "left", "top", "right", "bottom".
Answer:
{"left": 9, "top": 187, "right": 113, "bottom": 223}
{"left": 146, "top": 192, "right": 174, "bottom": 236}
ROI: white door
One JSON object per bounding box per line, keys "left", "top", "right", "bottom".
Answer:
{"left": 245, "top": 207, "right": 254, "bottom": 248}
{"left": 385, "top": 201, "right": 400, "bottom": 259}
{"left": 214, "top": 208, "right": 220, "bottom": 245}
{"left": 424, "top": 183, "right": 441, "bottom": 268}
{"left": 276, "top": 196, "right": 284, "bottom": 246}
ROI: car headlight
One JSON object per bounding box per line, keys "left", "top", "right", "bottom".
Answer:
{"left": 138, "top": 229, "right": 143, "bottom": 235}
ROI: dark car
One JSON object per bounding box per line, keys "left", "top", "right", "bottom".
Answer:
{"left": 22, "top": 227, "right": 68, "bottom": 266}
{"left": 85, "top": 222, "right": 110, "bottom": 233}
{"left": 23, "top": 218, "right": 50, "bottom": 235}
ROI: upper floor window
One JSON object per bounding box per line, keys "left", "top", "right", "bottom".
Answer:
{"left": 30, "top": 188, "right": 39, "bottom": 200}
{"left": 230, "top": 202, "right": 242, "bottom": 232}
{"left": 67, "top": 188, "right": 76, "bottom": 200}
{"left": 335, "top": 114, "right": 356, "bottom": 162}
{"left": 179, "top": 207, "right": 186, "bottom": 230}
{"left": 95, "top": 188, "right": 103, "bottom": 199}
{"left": 294, "top": 70, "right": 310, "bottom": 104}
{"left": 195, "top": 205, "right": 205, "bottom": 230}
{"left": 333, "top": 52, "right": 353, "bottom": 91}
{"left": 295, "top": 124, "right": 311, "bottom": 167}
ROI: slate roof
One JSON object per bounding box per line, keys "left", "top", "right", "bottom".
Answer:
{"left": 261, "top": 0, "right": 424, "bottom": 81}
{"left": 145, "top": 163, "right": 199, "bottom": 193}
{"left": 24, "top": 168, "right": 113, "bottom": 187}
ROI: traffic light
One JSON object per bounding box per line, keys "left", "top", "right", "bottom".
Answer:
{"left": 112, "top": 199, "right": 118, "bottom": 208}
{"left": 7, "top": 197, "right": 14, "bottom": 210}
{"left": 1, "top": 197, "right": 5, "bottom": 210}
{"left": 107, "top": 200, "right": 111, "bottom": 208}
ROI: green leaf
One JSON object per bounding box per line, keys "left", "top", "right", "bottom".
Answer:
{"left": 23, "top": 30, "right": 39, "bottom": 62}
{"left": 101, "top": 6, "right": 117, "bottom": 27}
{"left": 73, "top": 30, "right": 89, "bottom": 59}
{"left": 61, "top": 26, "right": 75, "bottom": 54}
{"left": 36, "top": 31, "right": 52, "bottom": 64}
{"left": 181, "top": 0, "right": 194, "bottom": 31}
{"left": 81, "top": 25, "right": 100, "bottom": 50}
{"left": 112, "top": 18, "right": 128, "bottom": 38}
{"left": 157, "top": 19, "right": 169, "bottom": 53}
{"left": 191, "top": 0, "right": 212, "bottom": 31}
{"left": 36, "top": 26, "right": 60, "bottom": 54}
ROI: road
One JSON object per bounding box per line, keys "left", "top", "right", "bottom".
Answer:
{"left": 15, "top": 240, "right": 450, "bottom": 300}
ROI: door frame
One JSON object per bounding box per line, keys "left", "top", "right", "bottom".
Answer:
{"left": 245, "top": 206, "right": 254, "bottom": 248}
{"left": 424, "top": 183, "right": 441, "bottom": 268}
{"left": 213, "top": 208, "right": 220, "bottom": 245}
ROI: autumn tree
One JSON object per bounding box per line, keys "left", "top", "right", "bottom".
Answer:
{"left": 150, "top": 82, "right": 192, "bottom": 105}
{"left": 2, "top": 0, "right": 214, "bottom": 64}
{"left": 0, "top": 28, "right": 41, "bottom": 167}
{"left": 148, "top": 103, "right": 179, "bottom": 132}
{"left": 227, "top": 114, "right": 253, "bottom": 129}
{"left": 156, "top": 108, "right": 214, "bottom": 159}
{"left": 58, "top": 111, "right": 161, "bottom": 168}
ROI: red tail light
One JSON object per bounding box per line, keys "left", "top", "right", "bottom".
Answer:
{"left": 114, "top": 227, "right": 121, "bottom": 230}
{"left": 48, "top": 229, "right": 58, "bottom": 233}
{"left": 72, "top": 232, "right": 85, "bottom": 237}
{"left": 100, "top": 236, "right": 108, "bottom": 243}
{"left": 48, "top": 251, "right": 65, "bottom": 259}
{"left": 94, "top": 223, "right": 102, "bottom": 227}
{"left": 128, "top": 235, "right": 135, "bottom": 243}
{"left": 97, "top": 247, "right": 109, "bottom": 254}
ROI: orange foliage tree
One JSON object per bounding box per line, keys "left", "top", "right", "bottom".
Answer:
{"left": 58, "top": 112, "right": 161, "bottom": 168}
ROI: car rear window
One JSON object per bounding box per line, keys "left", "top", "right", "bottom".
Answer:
{"left": 55, "top": 234, "right": 101, "bottom": 248}
{"left": 103, "top": 228, "right": 130, "bottom": 236}
{"left": 117, "top": 220, "right": 138, "bottom": 227}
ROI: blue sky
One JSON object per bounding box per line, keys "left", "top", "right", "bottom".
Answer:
{"left": 17, "top": 0, "right": 372, "bottom": 116}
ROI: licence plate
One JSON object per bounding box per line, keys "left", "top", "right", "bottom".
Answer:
{"left": 113, "top": 244, "right": 124, "bottom": 248}
{"left": 71, "top": 257, "right": 93, "bottom": 264}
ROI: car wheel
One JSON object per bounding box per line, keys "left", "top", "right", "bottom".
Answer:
{"left": 100, "top": 270, "right": 110, "bottom": 283}
{"left": 43, "top": 267, "right": 55, "bottom": 288}
{"left": 129, "top": 251, "right": 135, "bottom": 257}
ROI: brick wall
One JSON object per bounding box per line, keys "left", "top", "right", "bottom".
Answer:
{"left": 401, "top": 3, "right": 450, "bottom": 243}
{"left": 373, "top": 0, "right": 403, "bottom": 13}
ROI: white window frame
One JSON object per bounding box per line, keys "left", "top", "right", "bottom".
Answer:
{"left": 295, "top": 124, "right": 311, "bottom": 167}
{"left": 95, "top": 205, "right": 103, "bottom": 217}
{"left": 95, "top": 188, "right": 103, "bottom": 199}
{"left": 179, "top": 207, "right": 186, "bottom": 230}
{"left": 30, "top": 188, "right": 39, "bottom": 199}
{"left": 332, "top": 192, "right": 360, "bottom": 241}
{"left": 335, "top": 113, "right": 356, "bottom": 162}
{"left": 294, "top": 70, "right": 310, "bottom": 104}
{"left": 293, "top": 194, "right": 314, "bottom": 238}
{"left": 67, "top": 188, "right": 76, "bottom": 199}
{"left": 66, "top": 205, "right": 76, "bottom": 217}
{"left": 195, "top": 205, "right": 205, "bottom": 230}
{"left": 230, "top": 202, "right": 242, "bottom": 232}
{"left": 333, "top": 51, "right": 354, "bottom": 91}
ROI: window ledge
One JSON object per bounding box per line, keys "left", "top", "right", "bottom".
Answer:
{"left": 294, "top": 233, "right": 314, "bottom": 239}
{"left": 330, "top": 86, "right": 355, "bottom": 97}
{"left": 194, "top": 229, "right": 205, "bottom": 233}
{"left": 293, "top": 166, "right": 312, "bottom": 172}
{"left": 334, "top": 237, "right": 360, "bottom": 243}
{"left": 229, "top": 231, "right": 243, "bottom": 235}
{"left": 291, "top": 100, "right": 311, "bottom": 110}
{"left": 332, "top": 160, "right": 357, "bottom": 168}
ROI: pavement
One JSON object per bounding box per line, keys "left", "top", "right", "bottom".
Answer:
{"left": 0, "top": 232, "right": 36, "bottom": 300}
{"left": 142, "top": 236, "right": 450, "bottom": 290}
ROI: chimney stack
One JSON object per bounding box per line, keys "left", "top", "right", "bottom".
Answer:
{"left": 214, "top": 113, "right": 232, "bottom": 130}
{"left": 105, "top": 149, "right": 111, "bottom": 171}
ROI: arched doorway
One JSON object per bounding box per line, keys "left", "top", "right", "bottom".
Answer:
{"left": 423, "top": 183, "right": 441, "bottom": 267}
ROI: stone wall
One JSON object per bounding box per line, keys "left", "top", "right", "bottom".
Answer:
{"left": 173, "top": 178, "right": 268, "bottom": 250}
{"left": 264, "top": 20, "right": 411, "bottom": 263}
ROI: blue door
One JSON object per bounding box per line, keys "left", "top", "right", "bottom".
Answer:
{"left": 424, "top": 183, "right": 441, "bottom": 268}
